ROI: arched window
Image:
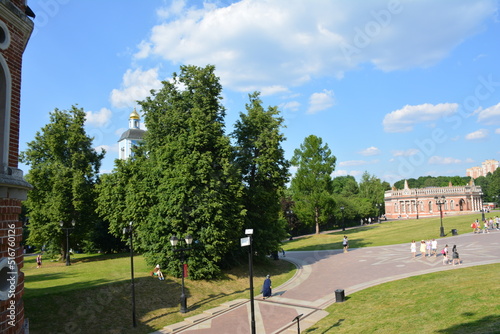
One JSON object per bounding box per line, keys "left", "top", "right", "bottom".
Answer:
{"left": 450, "top": 200, "right": 455, "bottom": 211}
{"left": 428, "top": 201, "right": 433, "bottom": 212}
{"left": 394, "top": 202, "right": 398, "bottom": 213}
{"left": 0, "top": 53, "right": 11, "bottom": 170}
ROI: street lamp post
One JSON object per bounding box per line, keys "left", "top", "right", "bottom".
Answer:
{"left": 59, "top": 219, "right": 75, "bottom": 266}
{"left": 434, "top": 196, "right": 446, "bottom": 237}
{"left": 123, "top": 221, "right": 136, "bottom": 327}
{"left": 415, "top": 191, "right": 419, "bottom": 220}
{"left": 480, "top": 192, "right": 485, "bottom": 221}
{"left": 170, "top": 234, "right": 193, "bottom": 313}
{"left": 375, "top": 203, "right": 383, "bottom": 221}
{"left": 340, "top": 206, "right": 345, "bottom": 231}
{"left": 241, "top": 229, "right": 256, "bottom": 334}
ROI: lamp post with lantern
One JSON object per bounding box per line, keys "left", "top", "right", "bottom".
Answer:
{"left": 170, "top": 234, "right": 193, "bottom": 313}
{"left": 122, "top": 221, "right": 136, "bottom": 327}
{"left": 434, "top": 196, "right": 446, "bottom": 237}
{"left": 59, "top": 219, "right": 75, "bottom": 266}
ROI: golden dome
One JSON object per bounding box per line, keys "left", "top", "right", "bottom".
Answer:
{"left": 129, "top": 109, "right": 140, "bottom": 120}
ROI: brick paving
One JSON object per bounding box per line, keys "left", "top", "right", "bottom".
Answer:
{"left": 152, "top": 229, "right": 500, "bottom": 334}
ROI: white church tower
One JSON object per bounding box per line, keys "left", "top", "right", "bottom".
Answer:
{"left": 118, "top": 109, "right": 145, "bottom": 160}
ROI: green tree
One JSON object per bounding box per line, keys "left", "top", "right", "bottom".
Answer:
{"left": 358, "top": 171, "right": 386, "bottom": 206}
{"left": 232, "top": 92, "right": 290, "bottom": 257}
{"left": 137, "top": 65, "right": 245, "bottom": 279}
{"left": 95, "top": 155, "right": 150, "bottom": 252}
{"left": 290, "top": 135, "right": 336, "bottom": 234}
{"left": 332, "top": 175, "right": 359, "bottom": 197}
{"left": 19, "top": 106, "right": 105, "bottom": 259}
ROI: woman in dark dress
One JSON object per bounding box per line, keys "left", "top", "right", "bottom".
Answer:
{"left": 262, "top": 275, "right": 272, "bottom": 299}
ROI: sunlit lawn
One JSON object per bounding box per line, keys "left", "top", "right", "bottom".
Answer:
{"left": 23, "top": 253, "right": 294, "bottom": 334}
{"left": 23, "top": 212, "right": 499, "bottom": 333}
{"left": 304, "top": 263, "right": 500, "bottom": 334}
{"left": 283, "top": 213, "right": 486, "bottom": 251}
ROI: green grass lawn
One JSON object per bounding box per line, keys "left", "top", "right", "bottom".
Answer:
{"left": 23, "top": 213, "right": 499, "bottom": 333}
{"left": 283, "top": 213, "right": 485, "bottom": 251}
{"left": 304, "top": 263, "right": 500, "bottom": 334}
{"left": 23, "top": 253, "right": 295, "bottom": 334}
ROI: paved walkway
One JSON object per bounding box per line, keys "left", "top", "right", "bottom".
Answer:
{"left": 153, "top": 230, "right": 500, "bottom": 334}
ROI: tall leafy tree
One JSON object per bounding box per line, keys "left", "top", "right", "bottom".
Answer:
{"left": 95, "top": 154, "right": 150, "bottom": 252}
{"left": 290, "top": 135, "right": 336, "bottom": 234}
{"left": 137, "top": 65, "right": 244, "bottom": 279}
{"left": 332, "top": 175, "right": 359, "bottom": 197}
{"left": 232, "top": 92, "right": 290, "bottom": 257}
{"left": 19, "top": 106, "right": 104, "bottom": 258}
{"left": 359, "top": 171, "right": 387, "bottom": 206}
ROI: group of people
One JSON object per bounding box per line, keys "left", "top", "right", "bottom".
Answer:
{"left": 441, "top": 244, "right": 461, "bottom": 265}
{"left": 411, "top": 239, "right": 438, "bottom": 258}
{"left": 471, "top": 217, "right": 500, "bottom": 234}
{"left": 410, "top": 240, "right": 461, "bottom": 265}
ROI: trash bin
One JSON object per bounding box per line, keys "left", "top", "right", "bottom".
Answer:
{"left": 451, "top": 229, "right": 458, "bottom": 236}
{"left": 335, "top": 289, "right": 345, "bottom": 303}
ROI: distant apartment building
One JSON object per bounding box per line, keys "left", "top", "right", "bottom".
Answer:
{"left": 466, "top": 159, "right": 499, "bottom": 179}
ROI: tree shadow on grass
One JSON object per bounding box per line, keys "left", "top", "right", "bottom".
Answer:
{"left": 436, "top": 314, "right": 500, "bottom": 334}
{"left": 305, "top": 318, "right": 345, "bottom": 333}
{"left": 188, "top": 289, "right": 246, "bottom": 312}
{"left": 71, "top": 252, "right": 130, "bottom": 263}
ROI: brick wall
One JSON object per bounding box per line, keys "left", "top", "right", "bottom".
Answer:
{"left": 0, "top": 1, "right": 34, "bottom": 333}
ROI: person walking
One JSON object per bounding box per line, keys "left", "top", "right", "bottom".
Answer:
{"left": 410, "top": 240, "right": 416, "bottom": 258}
{"left": 441, "top": 245, "right": 449, "bottom": 265}
{"left": 431, "top": 239, "right": 438, "bottom": 257}
{"left": 36, "top": 254, "right": 42, "bottom": 269}
{"left": 483, "top": 220, "right": 490, "bottom": 233}
{"left": 420, "top": 240, "right": 426, "bottom": 258}
{"left": 343, "top": 236, "right": 349, "bottom": 253}
{"left": 262, "top": 275, "right": 272, "bottom": 299}
{"left": 426, "top": 239, "right": 432, "bottom": 257}
{"left": 451, "top": 245, "right": 461, "bottom": 266}
{"left": 471, "top": 219, "right": 479, "bottom": 233}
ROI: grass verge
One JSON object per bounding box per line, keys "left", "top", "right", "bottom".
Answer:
{"left": 304, "top": 263, "right": 500, "bottom": 334}
{"left": 283, "top": 213, "right": 486, "bottom": 251}
{"left": 23, "top": 254, "right": 295, "bottom": 334}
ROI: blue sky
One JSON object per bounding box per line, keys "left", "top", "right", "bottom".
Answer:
{"left": 20, "top": 0, "right": 500, "bottom": 184}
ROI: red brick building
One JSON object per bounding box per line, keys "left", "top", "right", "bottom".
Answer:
{"left": 0, "top": 1, "right": 33, "bottom": 333}
{"left": 384, "top": 180, "right": 483, "bottom": 220}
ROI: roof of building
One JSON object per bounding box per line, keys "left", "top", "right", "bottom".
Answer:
{"left": 118, "top": 128, "right": 146, "bottom": 142}
{"left": 130, "top": 109, "right": 140, "bottom": 120}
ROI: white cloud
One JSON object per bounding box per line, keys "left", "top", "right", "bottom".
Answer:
{"left": 428, "top": 156, "right": 462, "bottom": 164}
{"left": 307, "top": 89, "right": 335, "bottom": 114}
{"left": 495, "top": 128, "right": 500, "bottom": 134}
{"left": 280, "top": 101, "right": 301, "bottom": 111}
{"left": 110, "top": 68, "right": 162, "bottom": 108}
{"left": 383, "top": 103, "right": 459, "bottom": 133}
{"left": 260, "top": 85, "right": 289, "bottom": 96}
{"left": 359, "top": 146, "right": 381, "bottom": 156}
{"left": 135, "top": 0, "right": 495, "bottom": 92}
{"left": 476, "top": 102, "right": 500, "bottom": 125}
{"left": 465, "top": 129, "right": 489, "bottom": 140}
{"left": 392, "top": 148, "right": 419, "bottom": 157}
{"left": 339, "top": 160, "right": 367, "bottom": 167}
{"left": 85, "top": 108, "right": 112, "bottom": 127}
{"left": 332, "top": 169, "right": 363, "bottom": 178}
{"left": 94, "top": 144, "right": 118, "bottom": 154}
